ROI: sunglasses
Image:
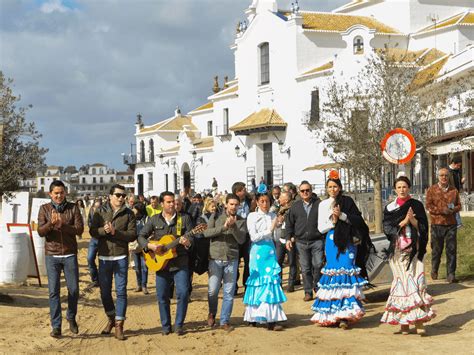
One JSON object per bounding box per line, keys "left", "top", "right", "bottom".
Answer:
{"left": 300, "top": 189, "right": 311, "bottom": 193}
{"left": 113, "top": 193, "right": 127, "bottom": 199}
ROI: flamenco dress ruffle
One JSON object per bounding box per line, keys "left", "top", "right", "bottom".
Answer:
{"left": 380, "top": 249, "right": 435, "bottom": 325}
{"left": 311, "top": 229, "right": 367, "bottom": 326}
{"left": 243, "top": 239, "right": 287, "bottom": 323}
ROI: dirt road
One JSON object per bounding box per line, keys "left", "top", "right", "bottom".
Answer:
{"left": 1, "top": 236, "right": 473, "bottom": 354}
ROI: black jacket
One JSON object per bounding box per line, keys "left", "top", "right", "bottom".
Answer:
{"left": 285, "top": 195, "right": 323, "bottom": 242}
{"left": 89, "top": 203, "right": 137, "bottom": 257}
{"left": 138, "top": 213, "right": 193, "bottom": 271}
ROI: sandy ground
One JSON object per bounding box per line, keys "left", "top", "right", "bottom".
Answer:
{"left": 0, "top": 234, "right": 473, "bottom": 355}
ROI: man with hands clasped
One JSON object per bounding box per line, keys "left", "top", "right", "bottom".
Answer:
{"left": 90, "top": 184, "right": 137, "bottom": 341}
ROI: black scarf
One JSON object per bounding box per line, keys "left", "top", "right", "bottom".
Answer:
{"left": 382, "top": 198, "right": 428, "bottom": 269}
{"left": 333, "top": 195, "right": 375, "bottom": 280}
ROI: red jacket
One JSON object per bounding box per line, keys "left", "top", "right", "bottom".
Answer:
{"left": 425, "top": 184, "right": 461, "bottom": 225}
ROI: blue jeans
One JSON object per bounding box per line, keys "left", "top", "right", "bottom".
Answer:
{"left": 87, "top": 238, "right": 99, "bottom": 283}
{"left": 155, "top": 268, "right": 189, "bottom": 331}
{"left": 99, "top": 257, "right": 129, "bottom": 321}
{"left": 45, "top": 255, "right": 79, "bottom": 329}
{"left": 133, "top": 252, "right": 148, "bottom": 287}
{"left": 208, "top": 259, "right": 238, "bottom": 325}
{"left": 296, "top": 239, "right": 324, "bottom": 295}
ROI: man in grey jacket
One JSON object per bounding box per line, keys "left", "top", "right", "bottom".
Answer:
{"left": 203, "top": 193, "right": 247, "bottom": 331}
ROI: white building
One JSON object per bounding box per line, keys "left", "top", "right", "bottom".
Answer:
{"left": 76, "top": 163, "right": 116, "bottom": 196}
{"left": 132, "top": 0, "right": 473, "bottom": 196}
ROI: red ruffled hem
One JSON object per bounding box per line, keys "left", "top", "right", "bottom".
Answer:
{"left": 380, "top": 313, "right": 436, "bottom": 326}
{"left": 384, "top": 298, "right": 434, "bottom": 313}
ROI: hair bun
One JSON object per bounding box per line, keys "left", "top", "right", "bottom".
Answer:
{"left": 328, "top": 170, "right": 340, "bottom": 180}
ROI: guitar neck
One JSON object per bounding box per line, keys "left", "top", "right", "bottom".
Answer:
{"left": 163, "top": 230, "right": 195, "bottom": 251}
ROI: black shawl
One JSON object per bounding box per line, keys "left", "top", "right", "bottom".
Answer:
{"left": 333, "top": 195, "right": 375, "bottom": 280}
{"left": 382, "top": 198, "right": 428, "bottom": 269}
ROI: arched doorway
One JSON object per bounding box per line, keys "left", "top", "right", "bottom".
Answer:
{"left": 181, "top": 163, "right": 191, "bottom": 192}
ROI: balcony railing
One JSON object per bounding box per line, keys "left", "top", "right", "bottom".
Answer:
{"left": 215, "top": 124, "right": 230, "bottom": 137}
{"left": 123, "top": 154, "right": 137, "bottom": 165}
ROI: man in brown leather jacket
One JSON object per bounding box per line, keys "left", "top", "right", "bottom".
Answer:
{"left": 37, "top": 180, "right": 84, "bottom": 338}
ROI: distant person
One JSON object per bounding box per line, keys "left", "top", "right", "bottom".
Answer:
{"left": 75, "top": 199, "right": 86, "bottom": 239}
{"left": 250, "top": 178, "right": 257, "bottom": 193}
{"left": 270, "top": 185, "right": 281, "bottom": 213}
{"left": 130, "top": 205, "right": 149, "bottom": 295}
{"left": 37, "top": 180, "right": 84, "bottom": 338}
{"left": 381, "top": 175, "right": 434, "bottom": 335}
{"left": 146, "top": 195, "right": 162, "bottom": 218}
{"left": 448, "top": 155, "right": 464, "bottom": 192}
{"left": 448, "top": 155, "right": 464, "bottom": 228}
{"left": 212, "top": 177, "right": 218, "bottom": 195}
{"left": 426, "top": 168, "right": 461, "bottom": 283}
{"left": 87, "top": 199, "right": 102, "bottom": 287}
{"left": 90, "top": 184, "right": 137, "bottom": 341}
{"left": 257, "top": 177, "right": 267, "bottom": 194}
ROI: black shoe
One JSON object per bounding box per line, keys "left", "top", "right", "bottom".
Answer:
{"left": 50, "top": 328, "right": 61, "bottom": 338}
{"left": 162, "top": 328, "right": 172, "bottom": 336}
{"left": 175, "top": 327, "right": 185, "bottom": 336}
{"left": 68, "top": 319, "right": 79, "bottom": 334}
{"left": 447, "top": 274, "right": 459, "bottom": 283}
{"left": 287, "top": 284, "right": 295, "bottom": 293}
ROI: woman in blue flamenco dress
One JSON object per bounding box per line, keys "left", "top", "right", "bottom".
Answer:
{"left": 244, "top": 193, "right": 287, "bottom": 331}
{"left": 311, "top": 170, "right": 374, "bottom": 329}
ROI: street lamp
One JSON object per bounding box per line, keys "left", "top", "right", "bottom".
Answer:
{"left": 322, "top": 147, "right": 328, "bottom": 157}
{"left": 159, "top": 154, "right": 169, "bottom": 167}
{"left": 235, "top": 145, "right": 247, "bottom": 159}
{"left": 278, "top": 140, "right": 291, "bottom": 155}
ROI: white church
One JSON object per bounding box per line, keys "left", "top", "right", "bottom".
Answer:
{"left": 128, "top": 0, "right": 473, "bottom": 197}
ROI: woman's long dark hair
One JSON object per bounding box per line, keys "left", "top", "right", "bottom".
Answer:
{"left": 326, "top": 177, "right": 349, "bottom": 256}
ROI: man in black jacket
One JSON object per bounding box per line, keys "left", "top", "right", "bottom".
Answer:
{"left": 285, "top": 181, "right": 323, "bottom": 301}
{"left": 90, "top": 184, "right": 137, "bottom": 340}
{"left": 138, "top": 191, "right": 193, "bottom": 336}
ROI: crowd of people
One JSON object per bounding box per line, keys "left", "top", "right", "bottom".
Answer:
{"left": 36, "top": 157, "right": 464, "bottom": 340}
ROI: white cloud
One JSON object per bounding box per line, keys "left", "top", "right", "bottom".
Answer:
{"left": 40, "top": 0, "right": 69, "bottom": 14}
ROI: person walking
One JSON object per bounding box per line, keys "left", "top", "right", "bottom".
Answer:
{"left": 285, "top": 181, "right": 323, "bottom": 301}
{"left": 311, "top": 171, "right": 370, "bottom": 329}
{"left": 37, "top": 180, "right": 84, "bottom": 338}
{"left": 202, "top": 193, "right": 247, "bottom": 331}
{"left": 426, "top": 168, "right": 461, "bottom": 283}
{"left": 90, "top": 184, "right": 137, "bottom": 341}
{"left": 138, "top": 191, "right": 194, "bottom": 336}
{"left": 380, "top": 174, "right": 435, "bottom": 335}
{"left": 244, "top": 193, "right": 287, "bottom": 331}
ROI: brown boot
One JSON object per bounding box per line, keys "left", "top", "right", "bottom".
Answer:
{"left": 115, "top": 320, "right": 125, "bottom": 341}
{"left": 101, "top": 315, "right": 115, "bottom": 335}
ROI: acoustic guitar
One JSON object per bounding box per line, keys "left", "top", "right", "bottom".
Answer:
{"left": 143, "top": 223, "right": 207, "bottom": 272}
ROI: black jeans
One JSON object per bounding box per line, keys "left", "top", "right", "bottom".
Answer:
{"left": 296, "top": 239, "right": 324, "bottom": 295}
{"left": 275, "top": 241, "right": 298, "bottom": 286}
{"left": 431, "top": 224, "right": 457, "bottom": 277}
{"left": 236, "top": 236, "right": 250, "bottom": 291}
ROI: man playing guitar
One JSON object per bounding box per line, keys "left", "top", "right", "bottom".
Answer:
{"left": 137, "top": 191, "right": 193, "bottom": 336}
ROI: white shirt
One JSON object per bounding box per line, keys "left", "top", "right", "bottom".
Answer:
{"left": 247, "top": 210, "right": 276, "bottom": 242}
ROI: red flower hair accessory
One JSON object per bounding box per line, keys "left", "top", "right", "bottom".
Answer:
{"left": 328, "top": 170, "right": 340, "bottom": 180}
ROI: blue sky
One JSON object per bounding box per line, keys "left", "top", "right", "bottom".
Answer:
{"left": 1, "top": 0, "right": 346, "bottom": 170}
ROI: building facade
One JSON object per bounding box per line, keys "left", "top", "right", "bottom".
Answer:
{"left": 130, "top": 0, "right": 473, "bottom": 196}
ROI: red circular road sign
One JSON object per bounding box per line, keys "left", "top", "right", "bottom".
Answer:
{"left": 380, "top": 128, "right": 416, "bottom": 165}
